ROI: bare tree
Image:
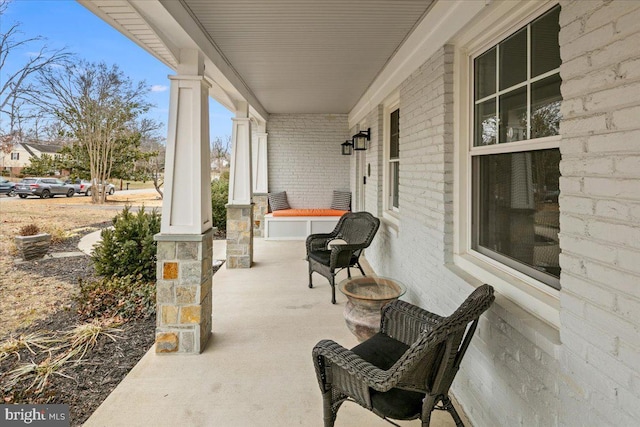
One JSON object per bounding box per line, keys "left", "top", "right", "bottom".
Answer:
{"left": 0, "top": 0, "right": 71, "bottom": 134}
{"left": 35, "top": 61, "right": 151, "bottom": 204}
{"left": 210, "top": 135, "right": 230, "bottom": 174}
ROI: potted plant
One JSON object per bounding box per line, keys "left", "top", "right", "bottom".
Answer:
{"left": 14, "top": 224, "right": 51, "bottom": 260}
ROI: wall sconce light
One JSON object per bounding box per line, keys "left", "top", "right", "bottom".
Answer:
{"left": 341, "top": 140, "right": 353, "bottom": 156}
{"left": 352, "top": 128, "right": 370, "bottom": 151}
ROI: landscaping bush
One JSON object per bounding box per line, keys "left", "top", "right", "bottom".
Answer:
{"left": 91, "top": 205, "right": 160, "bottom": 282}
{"left": 75, "top": 275, "right": 156, "bottom": 321}
{"left": 211, "top": 171, "right": 229, "bottom": 231}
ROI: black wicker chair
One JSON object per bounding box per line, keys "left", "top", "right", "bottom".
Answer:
{"left": 306, "top": 211, "right": 380, "bottom": 304}
{"left": 312, "top": 284, "right": 495, "bottom": 427}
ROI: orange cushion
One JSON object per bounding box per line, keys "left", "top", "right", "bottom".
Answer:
{"left": 271, "top": 209, "right": 348, "bottom": 217}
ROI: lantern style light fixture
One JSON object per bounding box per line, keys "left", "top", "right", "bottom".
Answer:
{"left": 341, "top": 140, "right": 353, "bottom": 156}
{"left": 352, "top": 128, "right": 371, "bottom": 151}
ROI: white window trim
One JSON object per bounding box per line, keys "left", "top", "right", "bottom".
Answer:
{"left": 453, "top": 0, "right": 561, "bottom": 329}
{"left": 382, "top": 91, "right": 400, "bottom": 228}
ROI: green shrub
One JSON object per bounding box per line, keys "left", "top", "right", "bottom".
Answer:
{"left": 91, "top": 205, "right": 161, "bottom": 282}
{"left": 75, "top": 275, "right": 156, "bottom": 320}
{"left": 211, "top": 173, "right": 229, "bottom": 231}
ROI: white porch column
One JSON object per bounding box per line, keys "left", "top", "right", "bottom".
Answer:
{"left": 226, "top": 102, "right": 254, "bottom": 268}
{"left": 252, "top": 123, "right": 269, "bottom": 237}
{"left": 154, "top": 49, "right": 213, "bottom": 354}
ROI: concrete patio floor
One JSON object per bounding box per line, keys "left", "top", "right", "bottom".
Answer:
{"left": 84, "top": 238, "right": 466, "bottom": 427}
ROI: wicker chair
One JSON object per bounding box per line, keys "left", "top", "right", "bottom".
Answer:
{"left": 306, "top": 211, "right": 380, "bottom": 304}
{"left": 312, "top": 284, "right": 495, "bottom": 427}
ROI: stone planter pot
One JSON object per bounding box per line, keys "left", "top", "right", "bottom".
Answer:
{"left": 339, "top": 276, "right": 406, "bottom": 342}
{"left": 15, "top": 233, "right": 51, "bottom": 260}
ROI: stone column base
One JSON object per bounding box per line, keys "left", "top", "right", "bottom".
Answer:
{"left": 253, "top": 194, "right": 268, "bottom": 237}
{"left": 154, "top": 228, "right": 214, "bottom": 354}
{"left": 226, "top": 203, "right": 253, "bottom": 268}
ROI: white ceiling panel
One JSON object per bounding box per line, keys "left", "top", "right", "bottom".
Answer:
{"left": 182, "top": 0, "right": 434, "bottom": 114}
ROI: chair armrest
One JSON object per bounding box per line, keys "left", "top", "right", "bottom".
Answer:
{"left": 306, "top": 233, "right": 335, "bottom": 254}
{"left": 380, "top": 300, "right": 444, "bottom": 345}
{"left": 313, "top": 339, "right": 397, "bottom": 393}
{"left": 329, "top": 244, "right": 363, "bottom": 268}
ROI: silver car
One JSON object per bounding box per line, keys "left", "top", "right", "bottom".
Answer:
{"left": 0, "top": 177, "right": 16, "bottom": 196}
{"left": 15, "top": 177, "right": 75, "bottom": 199}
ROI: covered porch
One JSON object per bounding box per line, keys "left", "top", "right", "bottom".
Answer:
{"left": 78, "top": 0, "right": 640, "bottom": 425}
{"left": 84, "top": 238, "right": 466, "bottom": 426}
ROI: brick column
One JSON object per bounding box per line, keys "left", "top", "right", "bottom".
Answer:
{"left": 155, "top": 230, "right": 214, "bottom": 353}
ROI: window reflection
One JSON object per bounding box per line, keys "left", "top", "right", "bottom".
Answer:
{"left": 531, "top": 74, "right": 562, "bottom": 139}
{"left": 474, "top": 149, "right": 561, "bottom": 281}
{"left": 475, "top": 100, "right": 496, "bottom": 146}
{"left": 499, "top": 87, "right": 527, "bottom": 143}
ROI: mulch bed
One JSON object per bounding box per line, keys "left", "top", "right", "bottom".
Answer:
{"left": 1, "top": 226, "right": 156, "bottom": 426}
{"left": 0, "top": 312, "right": 156, "bottom": 426}
{"left": 1, "top": 225, "right": 226, "bottom": 426}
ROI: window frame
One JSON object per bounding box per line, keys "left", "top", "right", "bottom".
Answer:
{"left": 383, "top": 92, "right": 400, "bottom": 225}
{"left": 453, "top": 0, "right": 561, "bottom": 328}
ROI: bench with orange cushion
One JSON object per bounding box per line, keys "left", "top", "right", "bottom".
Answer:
{"left": 271, "top": 209, "right": 348, "bottom": 217}
{"left": 265, "top": 209, "right": 348, "bottom": 240}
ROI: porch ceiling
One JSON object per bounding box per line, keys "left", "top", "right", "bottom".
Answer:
{"left": 181, "top": 0, "right": 434, "bottom": 114}
{"left": 80, "top": 0, "right": 434, "bottom": 116}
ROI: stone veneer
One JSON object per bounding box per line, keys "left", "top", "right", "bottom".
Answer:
{"left": 252, "top": 194, "right": 268, "bottom": 237}
{"left": 226, "top": 204, "right": 253, "bottom": 268}
{"left": 154, "top": 228, "right": 214, "bottom": 354}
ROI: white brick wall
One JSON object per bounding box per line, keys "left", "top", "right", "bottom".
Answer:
{"left": 363, "top": 45, "right": 561, "bottom": 427}
{"left": 558, "top": 0, "right": 640, "bottom": 425}
{"left": 359, "top": 1, "right": 640, "bottom": 425}
{"left": 267, "top": 114, "right": 350, "bottom": 208}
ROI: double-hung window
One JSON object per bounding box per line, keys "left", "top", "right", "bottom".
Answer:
{"left": 389, "top": 108, "right": 400, "bottom": 211}
{"left": 11, "top": 153, "right": 19, "bottom": 160}
{"left": 471, "top": 5, "right": 562, "bottom": 289}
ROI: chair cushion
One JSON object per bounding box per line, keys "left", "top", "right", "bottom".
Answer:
{"left": 268, "top": 191, "right": 290, "bottom": 211}
{"left": 308, "top": 249, "right": 358, "bottom": 266}
{"left": 351, "top": 332, "right": 409, "bottom": 371}
{"left": 351, "top": 333, "right": 425, "bottom": 420}
{"left": 331, "top": 190, "right": 352, "bottom": 211}
{"left": 308, "top": 249, "right": 331, "bottom": 265}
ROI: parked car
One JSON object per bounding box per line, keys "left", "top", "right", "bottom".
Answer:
{"left": 0, "top": 177, "right": 16, "bottom": 197}
{"left": 15, "top": 177, "right": 75, "bottom": 199}
{"left": 65, "top": 179, "right": 116, "bottom": 196}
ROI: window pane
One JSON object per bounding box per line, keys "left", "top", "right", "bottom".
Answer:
{"left": 531, "top": 74, "right": 562, "bottom": 139}
{"left": 475, "top": 47, "right": 496, "bottom": 100}
{"left": 390, "top": 109, "right": 400, "bottom": 159}
{"left": 474, "top": 99, "right": 496, "bottom": 146}
{"left": 391, "top": 162, "right": 399, "bottom": 209}
{"left": 532, "top": 6, "right": 561, "bottom": 77}
{"left": 499, "top": 87, "right": 527, "bottom": 143}
{"left": 473, "top": 149, "right": 561, "bottom": 283}
{"left": 499, "top": 28, "right": 527, "bottom": 90}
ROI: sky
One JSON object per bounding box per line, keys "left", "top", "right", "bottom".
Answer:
{"left": 1, "top": 0, "right": 233, "bottom": 142}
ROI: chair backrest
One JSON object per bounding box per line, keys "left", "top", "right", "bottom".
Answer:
{"left": 333, "top": 211, "right": 380, "bottom": 247}
{"left": 392, "top": 285, "right": 494, "bottom": 395}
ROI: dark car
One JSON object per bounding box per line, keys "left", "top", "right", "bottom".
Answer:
{"left": 15, "top": 177, "right": 75, "bottom": 199}
{"left": 0, "top": 177, "right": 16, "bottom": 197}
